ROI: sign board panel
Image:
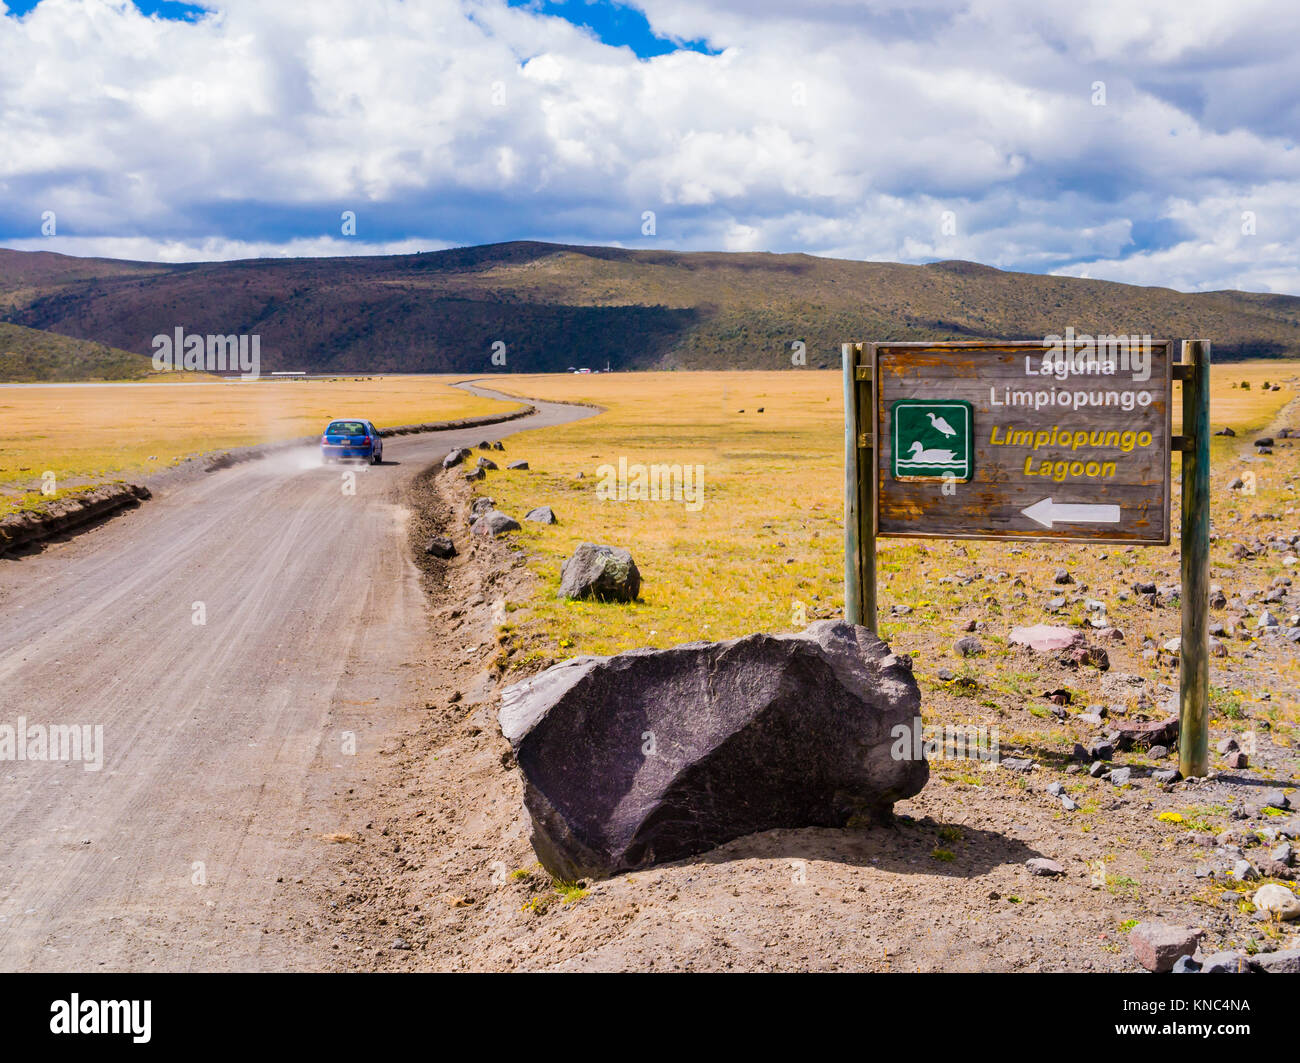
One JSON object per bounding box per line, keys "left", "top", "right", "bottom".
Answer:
{"left": 873, "top": 340, "right": 1173, "bottom": 544}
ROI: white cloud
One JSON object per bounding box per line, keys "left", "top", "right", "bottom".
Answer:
{"left": 0, "top": 0, "right": 1296, "bottom": 293}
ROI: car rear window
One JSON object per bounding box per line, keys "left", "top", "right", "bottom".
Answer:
{"left": 326, "top": 421, "right": 367, "bottom": 435}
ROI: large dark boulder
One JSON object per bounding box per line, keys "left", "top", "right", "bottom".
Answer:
{"left": 499, "top": 621, "right": 928, "bottom": 879}
{"left": 559, "top": 542, "right": 640, "bottom": 601}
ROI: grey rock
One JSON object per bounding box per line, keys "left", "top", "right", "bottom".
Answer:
{"left": 1054, "top": 568, "right": 1073, "bottom": 585}
{"left": 559, "top": 542, "right": 641, "bottom": 602}
{"left": 476, "top": 456, "right": 499, "bottom": 470}
{"left": 1261, "top": 790, "right": 1291, "bottom": 811}
{"left": 1108, "top": 767, "right": 1132, "bottom": 786}
{"left": 1249, "top": 949, "right": 1300, "bottom": 973}
{"left": 1086, "top": 738, "right": 1115, "bottom": 762}
{"left": 1231, "top": 859, "right": 1258, "bottom": 882}
{"left": 470, "top": 510, "right": 521, "bottom": 537}
{"left": 1200, "top": 951, "right": 1247, "bottom": 973}
{"left": 498, "top": 621, "right": 929, "bottom": 878}
{"left": 1088, "top": 761, "right": 1108, "bottom": 778}
{"left": 467, "top": 496, "right": 496, "bottom": 522}
{"left": 1172, "top": 955, "right": 1201, "bottom": 973}
{"left": 1148, "top": 744, "right": 1169, "bottom": 759}
{"left": 1129, "top": 923, "right": 1203, "bottom": 973}
{"left": 1000, "top": 757, "right": 1034, "bottom": 773}
{"left": 1046, "top": 782, "right": 1063, "bottom": 796}
{"left": 1272, "top": 842, "right": 1294, "bottom": 866}
{"left": 1061, "top": 795, "right": 1078, "bottom": 811}
{"left": 1027, "top": 857, "right": 1064, "bottom": 876}
{"left": 424, "top": 535, "right": 456, "bottom": 558}
{"left": 492, "top": 441, "right": 505, "bottom": 451}
{"left": 953, "top": 636, "right": 983, "bottom": 657}
{"left": 441, "top": 449, "right": 464, "bottom": 469}
{"left": 506, "top": 460, "right": 529, "bottom": 470}
{"left": 524, "top": 505, "right": 557, "bottom": 524}
{"left": 464, "top": 467, "right": 485, "bottom": 481}
{"left": 1152, "top": 769, "right": 1180, "bottom": 785}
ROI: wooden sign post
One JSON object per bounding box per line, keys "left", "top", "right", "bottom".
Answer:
{"left": 844, "top": 338, "right": 1210, "bottom": 777}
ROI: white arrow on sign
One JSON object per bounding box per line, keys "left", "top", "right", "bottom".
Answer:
{"left": 1021, "top": 497, "right": 1121, "bottom": 529}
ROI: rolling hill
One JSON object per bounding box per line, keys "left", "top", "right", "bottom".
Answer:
{"left": 0, "top": 321, "right": 162, "bottom": 382}
{"left": 1, "top": 242, "right": 1298, "bottom": 377}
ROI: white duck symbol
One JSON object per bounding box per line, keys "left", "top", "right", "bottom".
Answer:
{"left": 908, "top": 440, "right": 956, "bottom": 463}
{"left": 927, "top": 411, "right": 957, "bottom": 437}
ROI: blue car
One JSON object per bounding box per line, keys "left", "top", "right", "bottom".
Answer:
{"left": 320, "top": 418, "right": 383, "bottom": 464}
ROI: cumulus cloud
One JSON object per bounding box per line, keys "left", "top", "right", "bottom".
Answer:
{"left": 0, "top": 0, "right": 1297, "bottom": 293}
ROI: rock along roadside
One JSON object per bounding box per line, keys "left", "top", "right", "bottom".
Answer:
{"left": 498, "top": 620, "right": 928, "bottom": 880}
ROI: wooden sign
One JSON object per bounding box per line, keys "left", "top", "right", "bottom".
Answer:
{"left": 870, "top": 340, "right": 1173, "bottom": 544}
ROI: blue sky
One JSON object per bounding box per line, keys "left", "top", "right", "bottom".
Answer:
{"left": 1, "top": 0, "right": 1298, "bottom": 293}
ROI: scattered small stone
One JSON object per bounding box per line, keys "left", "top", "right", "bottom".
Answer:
{"left": 1026, "top": 857, "right": 1064, "bottom": 876}
{"left": 391, "top": 938, "right": 412, "bottom": 951}
{"left": 1249, "top": 949, "right": 1300, "bottom": 973}
{"left": 1200, "top": 951, "right": 1246, "bottom": 973}
{"left": 1171, "top": 955, "right": 1201, "bottom": 973}
{"left": 470, "top": 510, "right": 521, "bottom": 537}
{"left": 1217, "top": 737, "right": 1239, "bottom": 754}
{"left": 1148, "top": 744, "right": 1168, "bottom": 759}
{"left": 1108, "top": 767, "right": 1132, "bottom": 786}
{"left": 1061, "top": 795, "right": 1078, "bottom": 811}
{"left": 424, "top": 535, "right": 456, "bottom": 558}
{"left": 1152, "top": 769, "right": 1180, "bottom": 785}
{"left": 1252, "top": 884, "right": 1300, "bottom": 920}
{"left": 1054, "top": 568, "right": 1073, "bottom": 585}
{"left": 1261, "top": 790, "right": 1291, "bottom": 811}
{"left": 1000, "top": 757, "right": 1034, "bottom": 773}
{"left": 1273, "top": 842, "right": 1294, "bottom": 866}
{"left": 1129, "top": 923, "right": 1203, "bottom": 973}
{"left": 953, "top": 636, "right": 983, "bottom": 657}
{"left": 506, "top": 460, "right": 529, "bottom": 470}
{"left": 1086, "top": 738, "right": 1115, "bottom": 762}
{"left": 477, "top": 456, "right": 499, "bottom": 470}
{"left": 1224, "top": 751, "right": 1249, "bottom": 769}
{"left": 1088, "top": 761, "right": 1108, "bottom": 778}
{"left": 524, "top": 505, "right": 557, "bottom": 524}
{"left": 1231, "top": 860, "right": 1258, "bottom": 882}
{"left": 1046, "top": 782, "right": 1063, "bottom": 796}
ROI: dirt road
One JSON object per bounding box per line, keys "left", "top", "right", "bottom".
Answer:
{"left": 0, "top": 386, "right": 592, "bottom": 971}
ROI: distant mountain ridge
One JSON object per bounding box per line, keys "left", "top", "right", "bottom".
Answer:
{"left": 1, "top": 241, "right": 1297, "bottom": 377}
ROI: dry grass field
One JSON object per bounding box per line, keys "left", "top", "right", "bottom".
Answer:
{"left": 471, "top": 362, "right": 1300, "bottom": 668}
{"left": 0, "top": 376, "right": 520, "bottom": 516}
